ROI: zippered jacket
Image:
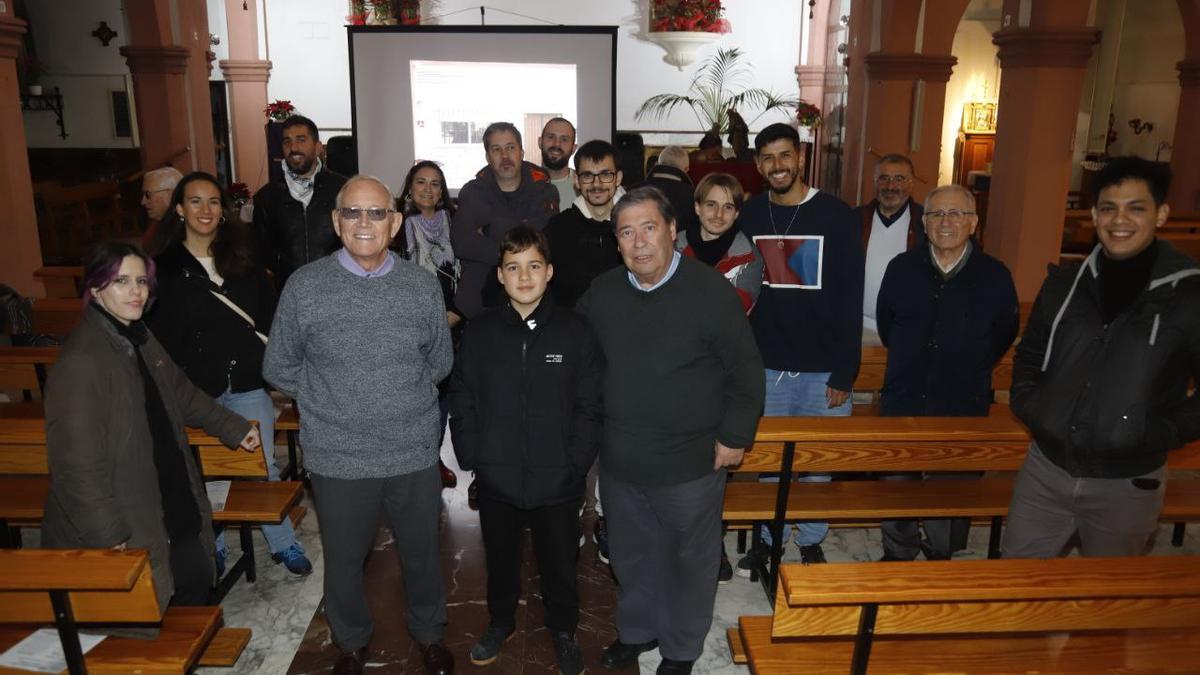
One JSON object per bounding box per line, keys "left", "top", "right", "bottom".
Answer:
{"left": 449, "top": 297, "right": 604, "bottom": 508}
{"left": 252, "top": 168, "right": 347, "bottom": 290}
{"left": 1012, "top": 239, "right": 1200, "bottom": 478}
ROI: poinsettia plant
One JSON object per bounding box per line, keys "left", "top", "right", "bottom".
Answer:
{"left": 795, "top": 100, "right": 822, "bottom": 129}
{"left": 651, "top": 0, "right": 729, "bottom": 33}
{"left": 228, "top": 182, "right": 251, "bottom": 208}
{"left": 347, "top": 0, "right": 368, "bottom": 25}
{"left": 264, "top": 100, "right": 296, "bottom": 122}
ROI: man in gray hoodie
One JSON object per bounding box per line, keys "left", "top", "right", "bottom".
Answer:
{"left": 264, "top": 175, "right": 455, "bottom": 675}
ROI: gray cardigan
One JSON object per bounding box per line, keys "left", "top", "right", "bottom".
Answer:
{"left": 264, "top": 253, "right": 453, "bottom": 479}
{"left": 43, "top": 306, "right": 251, "bottom": 611}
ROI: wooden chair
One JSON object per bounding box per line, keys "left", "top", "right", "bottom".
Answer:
{"left": 735, "top": 556, "right": 1200, "bottom": 674}
{"left": 0, "top": 548, "right": 249, "bottom": 674}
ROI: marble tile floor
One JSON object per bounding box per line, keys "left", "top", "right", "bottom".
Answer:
{"left": 17, "top": 434, "right": 1197, "bottom": 674}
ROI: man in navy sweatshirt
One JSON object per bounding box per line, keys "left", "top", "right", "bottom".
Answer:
{"left": 736, "top": 123, "right": 864, "bottom": 573}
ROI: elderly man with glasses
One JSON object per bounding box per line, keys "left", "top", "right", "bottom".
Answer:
{"left": 264, "top": 175, "right": 455, "bottom": 675}
{"left": 854, "top": 153, "right": 925, "bottom": 346}
{"left": 139, "top": 166, "right": 183, "bottom": 254}
{"left": 873, "top": 183, "right": 1019, "bottom": 561}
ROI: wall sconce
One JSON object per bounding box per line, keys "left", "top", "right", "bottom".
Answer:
{"left": 1129, "top": 118, "right": 1154, "bottom": 135}
{"left": 92, "top": 21, "right": 118, "bottom": 47}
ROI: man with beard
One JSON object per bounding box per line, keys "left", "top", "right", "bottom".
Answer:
{"left": 451, "top": 122, "right": 560, "bottom": 319}
{"left": 539, "top": 117, "right": 578, "bottom": 211}
{"left": 543, "top": 139, "right": 625, "bottom": 309}
{"left": 253, "top": 115, "right": 347, "bottom": 290}
{"left": 855, "top": 154, "right": 924, "bottom": 345}
{"left": 735, "top": 123, "right": 863, "bottom": 574}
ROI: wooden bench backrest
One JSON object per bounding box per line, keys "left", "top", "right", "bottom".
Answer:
{"left": 0, "top": 348, "right": 58, "bottom": 400}
{"left": 774, "top": 557, "right": 1200, "bottom": 638}
{"left": 735, "top": 407, "right": 1200, "bottom": 474}
{"left": 0, "top": 549, "right": 162, "bottom": 623}
{"left": 34, "top": 266, "right": 84, "bottom": 298}
{"left": 0, "top": 417, "right": 267, "bottom": 479}
{"left": 857, "top": 347, "right": 1015, "bottom": 394}
{"left": 31, "top": 299, "right": 84, "bottom": 336}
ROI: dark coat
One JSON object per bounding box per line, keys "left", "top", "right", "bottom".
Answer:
{"left": 450, "top": 161, "right": 560, "bottom": 319}
{"left": 252, "top": 168, "right": 347, "bottom": 290}
{"left": 854, "top": 198, "right": 925, "bottom": 252}
{"left": 543, "top": 204, "right": 621, "bottom": 309}
{"left": 876, "top": 243, "right": 1018, "bottom": 416}
{"left": 146, "top": 243, "right": 276, "bottom": 397}
{"left": 449, "top": 299, "right": 604, "bottom": 508}
{"left": 635, "top": 165, "right": 699, "bottom": 233}
{"left": 42, "top": 306, "right": 251, "bottom": 610}
{"left": 1012, "top": 240, "right": 1200, "bottom": 478}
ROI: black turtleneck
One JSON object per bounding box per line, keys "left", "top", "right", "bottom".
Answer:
{"left": 1098, "top": 240, "right": 1158, "bottom": 324}
{"left": 94, "top": 304, "right": 202, "bottom": 540}
{"left": 686, "top": 223, "right": 740, "bottom": 267}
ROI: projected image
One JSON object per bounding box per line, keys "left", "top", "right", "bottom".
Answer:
{"left": 411, "top": 60, "right": 578, "bottom": 189}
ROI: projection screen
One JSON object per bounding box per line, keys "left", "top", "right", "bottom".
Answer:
{"left": 349, "top": 26, "right": 617, "bottom": 195}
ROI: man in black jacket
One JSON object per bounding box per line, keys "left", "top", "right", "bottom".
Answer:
{"left": 449, "top": 226, "right": 603, "bottom": 675}
{"left": 874, "top": 184, "right": 1019, "bottom": 560}
{"left": 252, "top": 115, "right": 347, "bottom": 290}
{"left": 1003, "top": 156, "right": 1200, "bottom": 558}
{"left": 636, "top": 145, "right": 699, "bottom": 234}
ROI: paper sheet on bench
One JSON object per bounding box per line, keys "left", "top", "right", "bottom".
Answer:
{"left": 206, "top": 480, "right": 231, "bottom": 512}
{"left": 0, "top": 628, "right": 106, "bottom": 672}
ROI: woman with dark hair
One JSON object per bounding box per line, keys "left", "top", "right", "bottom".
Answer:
{"left": 145, "top": 171, "right": 312, "bottom": 576}
{"left": 399, "top": 160, "right": 462, "bottom": 490}
{"left": 42, "top": 241, "right": 260, "bottom": 608}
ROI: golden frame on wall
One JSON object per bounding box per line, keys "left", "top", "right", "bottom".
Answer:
{"left": 962, "top": 102, "right": 997, "bottom": 134}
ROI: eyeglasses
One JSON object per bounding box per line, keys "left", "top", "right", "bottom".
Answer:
{"left": 925, "top": 209, "right": 976, "bottom": 222}
{"left": 577, "top": 171, "right": 617, "bottom": 184}
{"left": 337, "top": 207, "right": 394, "bottom": 221}
{"left": 141, "top": 188, "right": 171, "bottom": 199}
{"left": 876, "top": 174, "right": 911, "bottom": 186}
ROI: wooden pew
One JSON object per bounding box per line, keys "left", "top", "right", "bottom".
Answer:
{"left": 30, "top": 299, "right": 83, "bottom": 337}
{"left": 0, "top": 548, "right": 248, "bottom": 674}
{"left": 0, "top": 347, "right": 59, "bottom": 402}
{"left": 736, "top": 556, "right": 1200, "bottom": 674}
{"left": 725, "top": 407, "right": 1200, "bottom": 599}
{"left": 0, "top": 415, "right": 303, "bottom": 601}
{"left": 33, "top": 266, "right": 84, "bottom": 299}
{"left": 855, "top": 346, "right": 1014, "bottom": 402}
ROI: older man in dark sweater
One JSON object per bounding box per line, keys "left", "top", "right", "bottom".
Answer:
{"left": 579, "top": 186, "right": 764, "bottom": 675}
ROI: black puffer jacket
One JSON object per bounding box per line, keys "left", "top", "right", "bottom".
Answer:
{"left": 1012, "top": 240, "right": 1200, "bottom": 478}
{"left": 146, "top": 243, "right": 276, "bottom": 398}
{"left": 449, "top": 298, "right": 604, "bottom": 508}
{"left": 252, "top": 168, "right": 347, "bottom": 290}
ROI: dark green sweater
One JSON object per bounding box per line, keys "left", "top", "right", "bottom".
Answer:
{"left": 579, "top": 256, "right": 765, "bottom": 486}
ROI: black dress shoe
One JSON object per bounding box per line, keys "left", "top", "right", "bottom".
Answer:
{"left": 657, "top": 658, "right": 695, "bottom": 674}
{"left": 332, "top": 646, "right": 368, "bottom": 675}
{"left": 419, "top": 641, "right": 455, "bottom": 675}
{"left": 600, "top": 638, "right": 658, "bottom": 669}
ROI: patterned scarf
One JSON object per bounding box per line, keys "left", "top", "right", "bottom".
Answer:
{"left": 283, "top": 157, "right": 322, "bottom": 208}
{"left": 406, "top": 210, "right": 457, "bottom": 272}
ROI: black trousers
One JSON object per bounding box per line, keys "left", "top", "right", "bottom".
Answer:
{"left": 169, "top": 532, "right": 212, "bottom": 606}
{"left": 477, "top": 496, "right": 581, "bottom": 633}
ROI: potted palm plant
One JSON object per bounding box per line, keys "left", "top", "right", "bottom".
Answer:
{"left": 635, "top": 48, "right": 799, "bottom": 135}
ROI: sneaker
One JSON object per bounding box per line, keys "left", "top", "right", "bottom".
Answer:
{"left": 593, "top": 517, "right": 609, "bottom": 564}
{"left": 468, "top": 477, "right": 479, "bottom": 509}
{"left": 735, "top": 543, "right": 769, "bottom": 578}
{"left": 799, "top": 543, "right": 827, "bottom": 564}
{"left": 551, "top": 631, "right": 584, "bottom": 675}
{"left": 657, "top": 658, "right": 695, "bottom": 674}
{"left": 215, "top": 548, "right": 227, "bottom": 577}
{"left": 271, "top": 544, "right": 314, "bottom": 576}
{"left": 438, "top": 460, "right": 457, "bottom": 489}
{"left": 468, "top": 624, "right": 514, "bottom": 666}
{"left": 718, "top": 547, "right": 733, "bottom": 584}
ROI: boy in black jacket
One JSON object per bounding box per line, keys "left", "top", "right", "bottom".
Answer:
{"left": 449, "top": 226, "right": 604, "bottom": 675}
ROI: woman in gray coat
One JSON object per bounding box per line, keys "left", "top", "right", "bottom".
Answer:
{"left": 42, "top": 242, "right": 260, "bottom": 608}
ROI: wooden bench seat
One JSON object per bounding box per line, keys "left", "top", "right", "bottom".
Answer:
{"left": 740, "top": 556, "right": 1200, "bottom": 674}
{"left": 197, "top": 627, "right": 253, "bottom": 667}
{"left": 0, "top": 549, "right": 242, "bottom": 674}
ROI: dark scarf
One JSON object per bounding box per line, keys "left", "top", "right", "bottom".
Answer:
{"left": 1098, "top": 240, "right": 1158, "bottom": 324}
{"left": 687, "top": 222, "right": 740, "bottom": 268}
{"left": 95, "top": 305, "right": 202, "bottom": 540}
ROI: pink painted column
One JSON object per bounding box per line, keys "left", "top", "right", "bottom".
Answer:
{"left": 120, "top": 45, "right": 194, "bottom": 170}
{"left": 181, "top": 0, "right": 216, "bottom": 174}
{"left": 1168, "top": 60, "right": 1200, "bottom": 213}
{"left": 220, "top": 0, "right": 272, "bottom": 192}
{"left": 0, "top": 13, "right": 45, "bottom": 297}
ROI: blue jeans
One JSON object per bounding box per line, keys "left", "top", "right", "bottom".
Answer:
{"left": 215, "top": 388, "right": 301, "bottom": 555}
{"left": 759, "top": 370, "right": 850, "bottom": 547}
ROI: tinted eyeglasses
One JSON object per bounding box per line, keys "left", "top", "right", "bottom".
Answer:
{"left": 337, "top": 207, "right": 394, "bottom": 222}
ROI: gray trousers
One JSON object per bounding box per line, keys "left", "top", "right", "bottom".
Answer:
{"left": 310, "top": 464, "right": 447, "bottom": 650}
{"left": 880, "top": 472, "right": 977, "bottom": 560}
{"left": 600, "top": 468, "right": 725, "bottom": 662}
{"left": 1001, "top": 443, "right": 1166, "bottom": 558}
